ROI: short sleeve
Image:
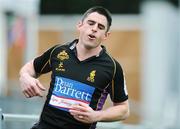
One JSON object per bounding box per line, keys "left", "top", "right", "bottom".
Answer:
{"left": 108, "top": 60, "right": 128, "bottom": 103}
{"left": 33, "top": 45, "right": 57, "bottom": 75}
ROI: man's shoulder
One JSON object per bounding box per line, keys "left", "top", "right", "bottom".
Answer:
{"left": 53, "top": 39, "right": 77, "bottom": 51}
{"left": 51, "top": 42, "right": 71, "bottom": 51}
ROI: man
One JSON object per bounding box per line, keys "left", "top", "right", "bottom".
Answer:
{"left": 19, "top": 6, "right": 129, "bottom": 129}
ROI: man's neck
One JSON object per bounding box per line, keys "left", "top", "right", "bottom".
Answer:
{"left": 76, "top": 43, "right": 102, "bottom": 61}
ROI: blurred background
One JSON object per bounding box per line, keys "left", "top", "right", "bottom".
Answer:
{"left": 0, "top": 0, "right": 179, "bottom": 129}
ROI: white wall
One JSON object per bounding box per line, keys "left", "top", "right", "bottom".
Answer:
{"left": 141, "top": 0, "right": 179, "bottom": 127}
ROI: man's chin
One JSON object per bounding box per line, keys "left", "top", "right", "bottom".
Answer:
{"left": 84, "top": 43, "right": 97, "bottom": 50}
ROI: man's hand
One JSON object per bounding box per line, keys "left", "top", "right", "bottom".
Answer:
{"left": 69, "top": 100, "right": 129, "bottom": 123}
{"left": 19, "top": 73, "right": 46, "bottom": 98}
{"left": 69, "top": 103, "right": 100, "bottom": 124}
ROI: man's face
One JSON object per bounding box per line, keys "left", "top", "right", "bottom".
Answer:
{"left": 77, "top": 12, "right": 110, "bottom": 49}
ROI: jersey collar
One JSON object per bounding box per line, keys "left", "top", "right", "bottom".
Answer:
{"left": 69, "top": 39, "right": 106, "bottom": 57}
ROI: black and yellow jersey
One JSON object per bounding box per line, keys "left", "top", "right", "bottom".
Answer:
{"left": 34, "top": 39, "right": 128, "bottom": 129}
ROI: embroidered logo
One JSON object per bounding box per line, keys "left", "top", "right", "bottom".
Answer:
{"left": 56, "top": 62, "right": 65, "bottom": 72}
{"left": 57, "top": 50, "right": 69, "bottom": 61}
{"left": 87, "top": 70, "right": 96, "bottom": 83}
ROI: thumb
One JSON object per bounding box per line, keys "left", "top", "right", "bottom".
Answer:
{"left": 36, "top": 80, "right": 46, "bottom": 91}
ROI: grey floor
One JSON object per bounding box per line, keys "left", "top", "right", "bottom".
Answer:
{"left": 0, "top": 96, "right": 44, "bottom": 129}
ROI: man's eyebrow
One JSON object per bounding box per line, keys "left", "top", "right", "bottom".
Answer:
{"left": 87, "top": 20, "right": 95, "bottom": 23}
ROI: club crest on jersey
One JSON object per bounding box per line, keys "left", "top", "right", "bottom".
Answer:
{"left": 87, "top": 70, "right": 96, "bottom": 83}
{"left": 57, "top": 50, "right": 69, "bottom": 60}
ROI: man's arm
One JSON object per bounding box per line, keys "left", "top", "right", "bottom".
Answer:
{"left": 97, "top": 100, "right": 129, "bottom": 121}
{"left": 19, "top": 59, "right": 46, "bottom": 98}
{"left": 69, "top": 100, "right": 129, "bottom": 123}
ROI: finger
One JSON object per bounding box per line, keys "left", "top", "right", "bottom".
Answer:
{"left": 23, "top": 91, "right": 30, "bottom": 98}
{"left": 23, "top": 90, "right": 33, "bottom": 98}
{"left": 27, "top": 85, "right": 37, "bottom": 96}
{"left": 35, "top": 80, "right": 46, "bottom": 97}
{"left": 36, "top": 80, "right": 46, "bottom": 91}
{"left": 31, "top": 85, "right": 43, "bottom": 97}
{"left": 78, "top": 115, "right": 84, "bottom": 119}
{"left": 75, "top": 115, "right": 84, "bottom": 119}
{"left": 78, "top": 102, "right": 89, "bottom": 108}
{"left": 69, "top": 109, "right": 87, "bottom": 116}
{"left": 71, "top": 105, "right": 88, "bottom": 112}
{"left": 73, "top": 115, "right": 89, "bottom": 123}
{"left": 69, "top": 109, "right": 79, "bottom": 115}
{"left": 73, "top": 115, "right": 82, "bottom": 120}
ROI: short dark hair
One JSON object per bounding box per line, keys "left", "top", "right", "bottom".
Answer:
{"left": 82, "top": 6, "right": 112, "bottom": 32}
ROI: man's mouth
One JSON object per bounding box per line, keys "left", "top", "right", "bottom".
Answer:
{"left": 88, "top": 34, "right": 96, "bottom": 40}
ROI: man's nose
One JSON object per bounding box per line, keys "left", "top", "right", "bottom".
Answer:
{"left": 92, "top": 24, "right": 98, "bottom": 32}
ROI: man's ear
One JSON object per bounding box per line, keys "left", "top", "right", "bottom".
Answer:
{"left": 103, "top": 31, "right": 111, "bottom": 40}
{"left": 76, "top": 21, "right": 83, "bottom": 30}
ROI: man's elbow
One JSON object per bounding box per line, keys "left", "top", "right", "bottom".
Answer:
{"left": 119, "top": 104, "right": 130, "bottom": 121}
{"left": 114, "top": 100, "right": 130, "bottom": 121}
{"left": 122, "top": 108, "right": 130, "bottom": 120}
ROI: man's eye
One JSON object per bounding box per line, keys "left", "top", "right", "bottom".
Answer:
{"left": 88, "top": 22, "right": 94, "bottom": 25}
{"left": 99, "top": 25, "right": 105, "bottom": 30}
{"left": 87, "top": 20, "right": 95, "bottom": 25}
{"left": 99, "top": 26, "right": 103, "bottom": 30}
